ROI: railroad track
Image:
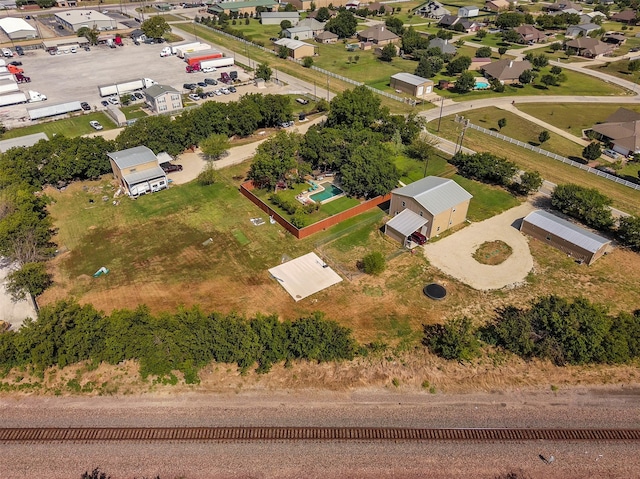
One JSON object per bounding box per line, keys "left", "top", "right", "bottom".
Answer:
{"left": 2, "top": 427, "right": 640, "bottom": 443}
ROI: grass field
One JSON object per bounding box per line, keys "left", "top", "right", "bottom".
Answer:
{"left": 587, "top": 58, "right": 640, "bottom": 85}
{"left": 120, "top": 105, "right": 149, "bottom": 120}
{"left": 2, "top": 112, "right": 115, "bottom": 139}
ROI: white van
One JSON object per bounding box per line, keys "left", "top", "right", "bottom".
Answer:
{"left": 2, "top": 48, "right": 12, "bottom": 57}
{"left": 160, "top": 46, "right": 172, "bottom": 57}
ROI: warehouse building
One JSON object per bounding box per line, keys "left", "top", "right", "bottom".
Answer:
{"left": 520, "top": 210, "right": 612, "bottom": 265}
{"left": 273, "top": 38, "right": 315, "bottom": 59}
{"left": 390, "top": 72, "right": 434, "bottom": 97}
{"left": 0, "top": 17, "right": 37, "bottom": 40}
{"left": 55, "top": 10, "right": 116, "bottom": 32}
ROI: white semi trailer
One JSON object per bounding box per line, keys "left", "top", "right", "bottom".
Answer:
{"left": 98, "top": 78, "right": 156, "bottom": 97}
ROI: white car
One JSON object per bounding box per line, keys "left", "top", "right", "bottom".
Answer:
{"left": 220, "top": 87, "right": 230, "bottom": 95}
{"left": 201, "top": 66, "right": 216, "bottom": 73}
{"left": 108, "top": 97, "right": 119, "bottom": 105}
{"left": 70, "top": 47, "right": 77, "bottom": 53}
{"left": 188, "top": 93, "right": 200, "bottom": 101}
{"left": 213, "top": 89, "right": 222, "bottom": 96}
{"left": 89, "top": 120, "right": 103, "bottom": 130}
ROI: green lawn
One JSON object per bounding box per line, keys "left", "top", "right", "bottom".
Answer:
{"left": 467, "top": 33, "right": 527, "bottom": 50}
{"left": 2, "top": 112, "right": 115, "bottom": 139}
{"left": 120, "top": 105, "right": 149, "bottom": 120}
{"left": 587, "top": 58, "right": 640, "bottom": 86}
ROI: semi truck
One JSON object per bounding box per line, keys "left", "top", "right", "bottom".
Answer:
{"left": 184, "top": 49, "right": 222, "bottom": 66}
{"left": 0, "top": 90, "right": 46, "bottom": 107}
{"left": 97, "top": 78, "right": 156, "bottom": 97}
{"left": 15, "top": 73, "right": 30, "bottom": 83}
{"left": 175, "top": 42, "right": 211, "bottom": 58}
{"left": 186, "top": 56, "right": 234, "bottom": 73}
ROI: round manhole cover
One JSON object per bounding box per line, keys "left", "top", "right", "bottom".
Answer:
{"left": 423, "top": 283, "right": 447, "bottom": 300}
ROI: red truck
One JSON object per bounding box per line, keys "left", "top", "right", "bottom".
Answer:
{"left": 14, "top": 73, "right": 30, "bottom": 83}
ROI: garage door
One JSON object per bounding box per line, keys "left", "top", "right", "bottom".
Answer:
{"left": 416, "top": 86, "right": 423, "bottom": 96}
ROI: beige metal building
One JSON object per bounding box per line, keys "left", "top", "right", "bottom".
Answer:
{"left": 390, "top": 72, "right": 434, "bottom": 97}
{"left": 520, "top": 210, "right": 612, "bottom": 265}
{"left": 55, "top": 10, "right": 116, "bottom": 32}
{"left": 0, "top": 17, "right": 37, "bottom": 40}
{"left": 385, "top": 176, "right": 472, "bottom": 244}
{"left": 273, "top": 38, "right": 315, "bottom": 59}
{"left": 108, "top": 146, "right": 167, "bottom": 197}
{"left": 144, "top": 84, "right": 183, "bottom": 114}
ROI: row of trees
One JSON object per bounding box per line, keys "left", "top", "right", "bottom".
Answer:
{"left": 0, "top": 300, "right": 358, "bottom": 378}
{"left": 425, "top": 296, "right": 640, "bottom": 365}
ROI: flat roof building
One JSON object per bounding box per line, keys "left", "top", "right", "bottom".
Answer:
{"left": 0, "top": 17, "right": 37, "bottom": 40}
{"left": 55, "top": 10, "right": 116, "bottom": 32}
{"left": 390, "top": 72, "right": 434, "bottom": 97}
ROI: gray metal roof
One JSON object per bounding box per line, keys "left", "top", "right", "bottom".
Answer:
{"left": 391, "top": 72, "right": 433, "bottom": 87}
{"left": 0, "top": 132, "right": 48, "bottom": 152}
{"left": 123, "top": 165, "right": 166, "bottom": 187}
{"left": 521, "top": 210, "right": 611, "bottom": 253}
{"left": 27, "top": 101, "right": 82, "bottom": 120}
{"left": 386, "top": 208, "right": 429, "bottom": 237}
{"left": 108, "top": 145, "right": 158, "bottom": 170}
{"left": 261, "top": 11, "right": 299, "bottom": 18}
{"left": 392, "top": 176, "right": 472, "bottom": 215}
{"left": 145, "top": 84, "right": 179, "bottom": 98}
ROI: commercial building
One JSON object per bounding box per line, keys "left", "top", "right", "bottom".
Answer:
{"left": 260, "top": 11, "right": 299, "bottom": 25}
{"left": 520, "top": 210, "right": 612, "bottom": 265}
{"left": 108, "top": 146, "right": 168, "bottom": 197}
{"left": 144, "top": 84, "right": 183, "bottom": 114}
{"left": 385, "top": 176, "right": 472, "bottom": 244}
{"left": 55, "top": 10, "right": 116, "bottom": 32}
{"left": 390, "top": 72, "right": 434, "bottom": 97}
{"left": 0, "top": 17, "right": 37, "bottom": 40}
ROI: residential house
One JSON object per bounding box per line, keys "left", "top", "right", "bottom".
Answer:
{"left": 390, "top": 72, "right": 434, "bottom": 97}
{"left": 367, "top": 2, "right": 385, "bottom": 14}
{"left": 603, "top": 32, "right": 626, "bottom": 46}
{"left": 415, "top": 0, "right": 451, "bottom": 19}
{"left": 544, "top": 0, "right": 582, "bottom": 13}
{"left": 356, "top": 25, "right": 400, "bottom": 45}
{"left": 297, "top": 17, "right": 326, "bottom": 35}
{"left": 520, "top": 210, "right": 611, "bottom": 265}
{"left": 345, "top": 0, "right": 360, "bottom": 8}
{"left": 579, "top": 11, "right": 606, "bottom": 24}
{"left": 284, "top": 26, "right": 314, "bottom": 40}
{"left": 108, "top": 146, "right": 168, "bottom": 197}
{"left": 590, "top": 108, "right": 640, "bottom": 156}
{"left": 144, "top": 84, "right": 183, "bottom": 114}
{"left": 427, "top": 37, "right": 457, "bottom": 55}
{"left": 274, "top": 38, "right": 315, "bottom": 58}
{"left": 260, "top": 11, "right": 300, "bottom": 25}
{"left": 565, "top": 37, "right": 613, "bottom": 57}
{"left": 514, "top": 25, "right": 546, "bottom": 44}
{"left": 470, "top": 57, "right": 492, "bottom": 71}
{"left": 315, "top": 30, "right": 339, "bottom": 43}
{"left": 482, "top": 59, "right": 533, "bottom": 84}
{"left": 438, "top": 15, "right": 479, "bottom": 33}
{"left": 566, "top": 23, "right": 601, "bottom": 38}
{"left": 458, "top": 6, "right": 479, "bottom": 17}
{"left": 611, "top": 9, "right": 637, "bottom": 24}
{"left": 385, "top": 176, "right": 472, "bottom": 243}
{"left": 484, "top": 0, "right": 510, "bottom": 12}
{"left": 438, "top": 14, "right": 459, "bottom": 29}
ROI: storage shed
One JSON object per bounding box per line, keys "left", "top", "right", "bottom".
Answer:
{"left": 520, "top": 210, "right": 612, "bottom": 265}
{"left": 390, "top": 72, "right": 434, "bottom": 97}
{"left": 273, "top": 38, "right": 315, "bottom": 59}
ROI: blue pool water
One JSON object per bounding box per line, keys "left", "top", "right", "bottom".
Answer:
{"left": 310, "top": 183, "right": 343, "bottom": 202}
{"left": 475, "top": 81, "right": 489, "bottom": 89}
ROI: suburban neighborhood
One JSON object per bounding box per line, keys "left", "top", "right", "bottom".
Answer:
{"left": 1, "top": 0, "right": 640, "bottom": 477}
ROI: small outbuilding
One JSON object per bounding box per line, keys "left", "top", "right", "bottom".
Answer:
{"left": 274, "top": 38, "right": 315, "bottom": 59}
{"left": 260, "top": 11, "right": 300, "bottom": 25}
{"left": 108, "top": 146, "right": 168, "bottom": 197}
{"left": 458, "top": 5, "right": 479, "bottom": 17}
{"left": 390, "top": 72, "right": 434, "bottom": 97}
{"left": 520, "top": 210, "right": 612, "bottom": 265}
{"left": 0, "top": 17, "right": 37, "bottom": 40}
{"left": 315, "top": 30, "right": 339, "bottom": 44}
{"left": 386, "top": 176, "right": 472, "bottom": 243}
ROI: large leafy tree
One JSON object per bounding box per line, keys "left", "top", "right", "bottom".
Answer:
{"left": 415, "top": 56, "right": 444, "bottom": 78}
{"left": 550, "top": 183, "right": 614, "bottom": 230}
{"left": 255, "top": 62, "right": 272, "bottom": 81}
{"left": 5, "top": 262, "right": 52, "bottom": 302}
{"left": 116, "top": 115, "right": 187, "bottom": 156}
{"left": 248, "top": 131, "right": 302, "bottom": 189}
{"left": 315, "top": 6, "right": 330, "bottom": 22}
{"left": 326, "top": 85, "right": 386, "bottom": 129}
{"left": 617, "top": 215, "right": 640, "bottom": 251}
{"left": 339, "top": 143, "right": 399, "bottom": 198}
{"left": 141, "top": 16, "right": 171, "bottom": 39}
{"left": 200, "top": 133, "right": 230, "bottom": 161}
{"left": 446, "top": 56, "right": 472, "bottom": 76}
{"left": 455, "top": 71, "right": 476, "bottom": 93}
{"left": 325, "top": 10, "right": 358, "bottom": 38}
{"left": 385, "top": 16, "right": 405, "bottom": 36}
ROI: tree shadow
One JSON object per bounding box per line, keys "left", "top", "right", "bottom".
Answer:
{"left": 528, "top": 141, "right": 540, "bottom": 147}
{"left": 533, "top": 85, "right": 548, "bottom": 90}
{"left": 620, "top": 174, "right": 640, "bottom": 184}
{"left": 568, "top": 155, "right": 587, "bottom": 164}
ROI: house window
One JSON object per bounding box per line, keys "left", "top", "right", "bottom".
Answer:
{"left": 546, "top": 235, "right": 551, "bottom": 241}
{"left": 401, "top": 201, "right": 405, "bottom": 207}
{"left": 419, "top": 211, "right": 423, "bottom": 217}
{"left": 159, "top": 181, "right": 165, "bottom": 186}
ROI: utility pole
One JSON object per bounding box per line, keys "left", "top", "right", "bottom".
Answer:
{"left": 436, "top": 96, "right": 445, "bottom": 132}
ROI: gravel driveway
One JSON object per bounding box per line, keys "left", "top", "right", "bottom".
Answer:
{"left": 423, "top": 202, "right": 535, "bottom": 290}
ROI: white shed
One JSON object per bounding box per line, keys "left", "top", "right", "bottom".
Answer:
{"left": 458, "top": 6, "right": 479, "bottom": 17}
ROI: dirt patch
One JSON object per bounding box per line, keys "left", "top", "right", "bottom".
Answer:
{"left": 473, "top": 240, "right": 513, "bottom": 265}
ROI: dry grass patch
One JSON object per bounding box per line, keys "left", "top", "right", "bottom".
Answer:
{"left": 473, "top": 240, "right": 513, "bottom": 265}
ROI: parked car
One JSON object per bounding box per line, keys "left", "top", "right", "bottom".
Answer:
{"left": 296, "top": 97, "right": 309, "bottom": 105}
{"left": 108, "top": 96, "right": 119, "bottom": 105}
{"left": 160, "top": 162, "right": 183, "bottom": 173}
{"left": 279, "top": 121, "right": 294, "bottom": 128}
{"left": 89, "top": 120, "right": 103, "bottom": 130}
{"left": 213, "top": 89, "right": 222, "bottom": 96}
{"left": 80, "top": 102, "right": 91, "bottom": 111}
{"left": 201, "top": 67, "right": 215, "bottom": 73}
{"left": 410, "top": 231, "right": 427, "bottom": 245}
{"left": 228, "top": 86, "right": 237, "bottom": 93}
{"left": 197, "top": 81, "right": 207, "bottom": 87}
{"left": 15, "top": 46, "right": 24, "bottom": 56}
{"left": 84, "top": 46, "right": 91, "bottom": 51}
{"left": 188, "top": 93, "right": 200, "bottom": 101}
{"left": 204, "top": 78, "right": 218, "bottom": 85}
{"left": 183, "top": 83, "right": 197, "bottom": 90}
{"left": 70, "top": 47, "right": 77, "bottom": 53}
{"left": 603, "top": 149, "right": 619, "bottom": 159}
{"left": 2, "top": 48, "right": 12, "bottom": 57}
{"left": 134, "top": 92, "right": 144, "bottom": 100}
{"left": 9, "top": 61, "right": 22, "bottom": 66}
{"left": 220, "top": 87, "right": 230, "bottom": 95}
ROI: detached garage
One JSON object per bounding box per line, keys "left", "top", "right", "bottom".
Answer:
{"left": 384, "top": 209, "right": 429, "bottom": 245}
{"left": 520, "top": 210, "right": 612, "bottom": 265}
{"left": 390, "top": 72, "right": 434, "bottom": 98}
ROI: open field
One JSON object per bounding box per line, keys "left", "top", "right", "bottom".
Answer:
{"left": 1, "top": 112, "right": 115, "bottom": 139}
{"left": 587, "top": 58, "right": 640, "bottom": 85}
{"left": 432, "top": 115, "right": 640, "bottom": 215}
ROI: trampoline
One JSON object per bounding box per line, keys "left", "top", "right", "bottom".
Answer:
{"left": 423, "top": 283, "right": 447, "bottom": 300}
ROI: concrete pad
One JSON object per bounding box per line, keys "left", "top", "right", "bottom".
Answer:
{"left": 423, "top": 203, "right": 536, "bottom": 290}
{"left": 268, "top": 252, "right": 342, "bottom": 302}
{"left": 0, "top": 258, "right": 37, "bottom": 330}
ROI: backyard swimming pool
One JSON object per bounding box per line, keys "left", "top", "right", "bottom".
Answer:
{"left": 310, "top": 183, "right": 344, "bottom": 202}
{"left": 475, "top": 81, "right": 490, "bottom": 89}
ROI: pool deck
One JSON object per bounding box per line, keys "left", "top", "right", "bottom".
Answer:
{"left": 297, "top": 180, "right": 345, "bottom": 205}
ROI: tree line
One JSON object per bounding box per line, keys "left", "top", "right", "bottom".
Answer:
{"left": 424, "top": 295, "right": 640, "bottom": 365}
{"left": 0, "top": 300, "right": 358, "bottom": 380}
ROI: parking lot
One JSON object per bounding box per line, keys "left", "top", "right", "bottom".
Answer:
{"left": 0, "top": 37, "right": 254, "bottom": 126}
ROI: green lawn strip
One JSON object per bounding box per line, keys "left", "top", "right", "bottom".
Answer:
{"left": 454, "top": 175, "right": 521, "bottom": 222}
{"left": 433, "top": 116, "right": 640, "bottom": 215}
{"left": 515, "top": 103, "right": 640, "bottom": 138}
{"left": 467, "top": 33, "right": 527, "bottom": 50}
{"left": 394, "top": 152, "right": 457, "bottom": 184}
{"left": 120, "top": 105, "right": 149, "bottom": 120}
{"left": 586, "top": 58, "right": 640, "bottom": 85}
{"left": 215, "top": 20, "right": 280, "bottom": 46}
{"left": 232, "top": 229, "right": 250, "bottom": 246}
{"left": 3, "top": 112, "right": 115, "bottom": 139}
{"left": 458, "top": 106, "right": 585, "bottom": 159}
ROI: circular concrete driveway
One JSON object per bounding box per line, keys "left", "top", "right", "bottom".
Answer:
{"left": 423, "top": 203, "right": 535, "bottom": 290}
